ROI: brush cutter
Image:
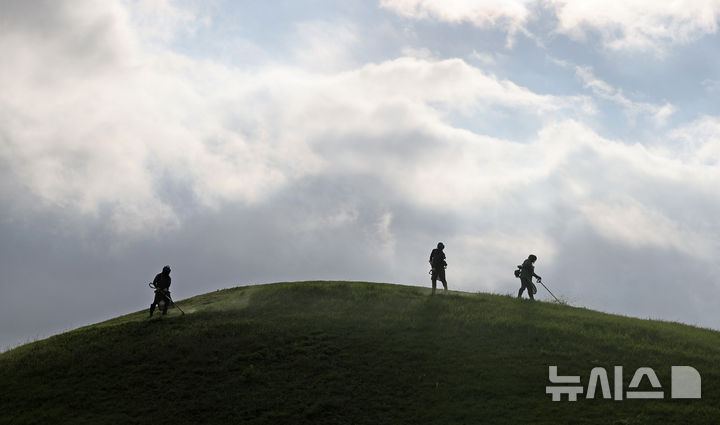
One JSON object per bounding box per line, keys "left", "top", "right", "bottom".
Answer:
{"left": 536, "top": 278, "right": 560, "bottom": 303}
{"left": 148, "top": 282, "right": 185, "bottom": 315}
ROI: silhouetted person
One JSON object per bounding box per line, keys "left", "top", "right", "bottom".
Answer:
{"left": 517, "top": 254, "right": 541, "bottom": 300}
{"left": 149, "top": 265, "right": 172, "bottom": 316}
{"left": 429, "top": 242, "right": 448, "bottom": 295}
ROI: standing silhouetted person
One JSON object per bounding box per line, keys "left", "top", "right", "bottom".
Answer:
{"left": 149, "top": 265, "right": 172, "bottom": 316}
{"left": 517, "top": 254, "right": 541, "bottom": 300}
{"left": 429, "top": 242, "right": 448, "bottom": 295}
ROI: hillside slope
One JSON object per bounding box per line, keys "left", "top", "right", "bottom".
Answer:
{"left": 1, "top": 281, "right": 718, "bottom": 424}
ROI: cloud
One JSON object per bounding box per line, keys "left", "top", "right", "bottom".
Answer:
{"left": 382, "top": 0, "right": 720, "bottom": 53}
{"left": 380, "top": 0, "right": 532, "bottom": 27}
{"left": 291, "top": 20, "right": 361, "bottom": 72}
{"left": 667, "top": 116, "right": 720, "bottom": 165}
{"left": 131, "top": 0, "right": 204, "bottom": 43}
{"left": 0, "top": 0, "right": 589, "bottom": 238}
{"left": 469, "top": 50, "right": 499, "bottom": 65}
{"left": 701, "top": 78, "right": 720, "bottom": 93}
{"left": 2, "top": 0, "right": 715, "bottom": 270}
{"left": 340, "top": 57, "right": 586, "bottom": 113}
{"left": 551, "top": 0, "right": 720, "bottom": 53}
{"left": 579, "top": 199, "right": 714, "bottom": 258}
{"left": 574, "top": 66, "right": 675, "bottom": 125}
{"left": 2, "top": 0, "right": 717, "bottom": 261}
{"left": 380, "top": 0, "right": 533, "bottom": 46}
{"left": 0, "top": 1, "right": 318, "bottom": 233}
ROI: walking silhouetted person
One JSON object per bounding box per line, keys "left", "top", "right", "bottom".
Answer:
{"left": 517, "top": 255, "right": 541, "bottom": 300}
{"left": 149, "top": 265, "right": 172, "bottom": 316}
{"left": 429, "top": 242, "right": 448, "bottom": 295}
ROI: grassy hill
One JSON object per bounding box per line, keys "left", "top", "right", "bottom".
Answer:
{"left": 1, "top": 281, "right": 718, "bottom": 424}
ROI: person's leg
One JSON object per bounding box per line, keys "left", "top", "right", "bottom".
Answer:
{"left": 518, "top": 278, "right": 529, "bottom": 299}
{"left": 528, "top": 283, "right": 534, "bottom": 300}
{"left": 161, "top": 291, "right": 170, "bottom": 315}
{"left": 520, "top": 278, "right": 534, "bottom": 300}
{"left": 149, "top": 292, "right": 161, "bottom": 316}
{"left": 439, "top": 268, "right": 447, "bottom": 292}
{"left": 431, "top": 269, "right": 438, "bottom": 294}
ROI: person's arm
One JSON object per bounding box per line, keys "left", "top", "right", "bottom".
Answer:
{"left": 533, "top": 272, "right": 542, "bottom": 280}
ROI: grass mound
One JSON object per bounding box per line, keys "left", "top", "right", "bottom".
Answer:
{"left": 1, "top": 281, "right": 718, "bottom": 424}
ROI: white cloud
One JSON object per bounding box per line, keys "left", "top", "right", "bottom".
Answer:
{"left": 382, "top": 0, "right": 720, "bottom": 53}
{"left": 401, "top": 46, "right": 435, "bottom": 59}
{"left": 340, "top": 57, "right": 588, "bottom": 114}
{"left": 132, "top": 0, "right": 204, "bottom": 43}
{"left": 551, "top": 0, "right": 720, "bottom": 53}
{"left": 579, "top": 199, "right": 714, "bottom": 258}
{"left": 5, "top": 6, "right": 564, "bottom": 235}
{"left": 380, "top": 0, "right": 533, "bottom": 46}
{"left": 0, "top": 1, "right": 320, "bottom": 233}
{"left": 667, "top": 116, "right": 720, "bottom": 165}
{"left": 574, "top": 66, "right": 675, "bottom": 125}
{"left": 1, "top": 0, "right": 718, "bottom": 267}
{"left": 291, "top": 20, "right": 361, "bottom": 72}
{"left": 469, "top": 50, "right": 498, "bottom": 65}
{"left": 370, "top": 212, "right": 397, "bottom": 258}
{"left": 381, "top": 0, "right": 532, "bottom": 27}
{"left": 701, "top": 78, "right": 720, "bottom": 93}
{"left": 452, "top": 119, "right": 720, "bottom": 262}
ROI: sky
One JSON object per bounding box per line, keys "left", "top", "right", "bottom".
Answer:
{"left": 1, "top": 0, "right": 720, "bottom": 350}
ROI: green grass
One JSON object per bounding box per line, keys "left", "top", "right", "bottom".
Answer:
{"left": 1, "top": 281, "right": 718, "bottom": 424}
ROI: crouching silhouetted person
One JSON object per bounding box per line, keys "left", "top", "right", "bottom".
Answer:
{"left": 149, "top": 265, "right": 172, "bottom": 316}
{"left": 517, "top": 255, "right": 541, "bottom": 300}
{"left": 429, "top": 242, "right": 448, "bottom": 295}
